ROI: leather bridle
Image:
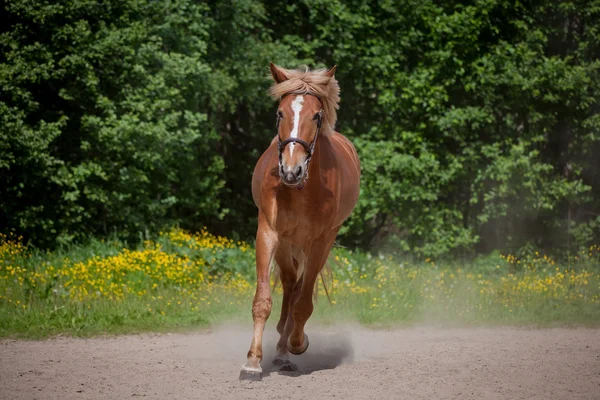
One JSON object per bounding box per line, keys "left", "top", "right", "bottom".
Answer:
{"left": 276, "top": 92, "right": 324, "bottom": 184}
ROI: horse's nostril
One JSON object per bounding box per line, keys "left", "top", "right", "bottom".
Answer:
{"left": 295, "top": 166, "right": 303, "bottom": 177}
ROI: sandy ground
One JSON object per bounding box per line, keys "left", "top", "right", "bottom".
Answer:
{"left": 1, "top": 325, "right": 599, "bottom": 400}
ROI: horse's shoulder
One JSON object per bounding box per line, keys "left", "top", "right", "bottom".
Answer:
{"left": 252, "top": 142, "right": 280, "bottom": 206}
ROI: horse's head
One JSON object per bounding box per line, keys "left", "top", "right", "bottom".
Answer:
{"left": 275, "top": 93, "right": 322, "bottom": 187}
{"left": 269, "top": 63, "right": 336, "bottom": 188}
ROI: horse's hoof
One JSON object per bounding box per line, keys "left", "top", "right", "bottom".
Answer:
{"left": 273, "top": 355, "right": 298, "bottom": 371}
{"left": 239, "top": 365, "right": 262, "bottom": 381}
{"left": 278, "top": 360, "right": 298, "bottom": 372}
{"left": 272, "top": 356, "right": 287, "bottom": 366}
{"left": 287, "top": 333, "right": 309, "bottom": 355}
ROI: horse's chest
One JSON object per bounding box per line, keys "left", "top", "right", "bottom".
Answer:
{"left": 274, "top": 194, "right": 335, "bottom": 240}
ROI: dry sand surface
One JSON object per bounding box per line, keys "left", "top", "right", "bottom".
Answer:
{"left": 1, "top": 325, "right": 599, "bottom": 400}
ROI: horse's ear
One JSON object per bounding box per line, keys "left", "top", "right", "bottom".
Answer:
{"left": 325, "top": 65, "right": 337, "bottom": 78}
{"left": 270, "top": 62, "right": 288, "bottom": 84}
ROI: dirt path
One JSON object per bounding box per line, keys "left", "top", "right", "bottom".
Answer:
{"left": 1, "top": 325, "right": 599, "bottom": 399}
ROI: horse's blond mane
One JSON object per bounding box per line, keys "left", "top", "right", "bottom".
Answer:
{"left": 268, "top": 65, "right": 340, "bottom": 136}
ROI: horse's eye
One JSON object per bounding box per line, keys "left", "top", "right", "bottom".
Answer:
{"left": 277, "top": 111, "right": 284, "bottom": 119}
{"left": 312, "top": 113, "right": 321, "bottom": 121}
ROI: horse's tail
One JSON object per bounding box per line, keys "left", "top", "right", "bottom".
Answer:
{"left": 317, "top": 256, "right": 333, "bottom": 305}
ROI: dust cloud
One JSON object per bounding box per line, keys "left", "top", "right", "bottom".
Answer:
{"left": 195, "top": 321, "right": 390, "bottom": 374}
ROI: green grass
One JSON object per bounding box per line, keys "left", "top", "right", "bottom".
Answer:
{"left": 1, "top": 230, "right": 599, "bottom": 338}
{"left": 0, "top": 290, "right": 248, "bottom": 338}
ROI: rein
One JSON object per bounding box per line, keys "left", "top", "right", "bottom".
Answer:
{"left": 276, "top": 92, "right": 324, "bottom": 186}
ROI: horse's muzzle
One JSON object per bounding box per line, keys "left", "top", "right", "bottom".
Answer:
{"left": 281, "top": 165, "right": 304, "bottom": 187}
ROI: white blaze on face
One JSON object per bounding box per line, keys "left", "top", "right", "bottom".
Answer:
{"left": 289, "top": 95, "right": 304, "bottom": 156}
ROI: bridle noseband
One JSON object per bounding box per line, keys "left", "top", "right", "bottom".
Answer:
{"left": 276, "top": 92, "right": 324, "bottom": 186}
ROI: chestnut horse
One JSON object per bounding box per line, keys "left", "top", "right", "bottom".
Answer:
{"left": 239, "top": 63, "right": 360, "bottom": 380}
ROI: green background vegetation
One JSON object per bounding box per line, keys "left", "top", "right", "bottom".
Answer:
{"left": 2, "top": 0, "right": 600, "bottom": 258}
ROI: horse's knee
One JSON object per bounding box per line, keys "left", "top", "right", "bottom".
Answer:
{"left": 252, "top": 294, "right": 272, "bottom": 321}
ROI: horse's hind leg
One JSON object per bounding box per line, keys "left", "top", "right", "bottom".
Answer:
{"left": 239, "top": 214, "right": 279, "bottom": 381}
{"left": 274, "top": 242, "right": 298, "bottom": 336}
{"left": 287, "top": 230, "right": 338, "bottom": 355}
{"left": 272, "top": 242, "right": 299, "bottom": 371}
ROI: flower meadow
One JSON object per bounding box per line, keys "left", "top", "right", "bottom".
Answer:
{"left": 1, "top": 230, "right": 599, "bottom": 337}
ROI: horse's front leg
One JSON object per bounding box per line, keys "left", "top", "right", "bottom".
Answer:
{"left": 239, "top": 213, "right": 279, "bottom": 381}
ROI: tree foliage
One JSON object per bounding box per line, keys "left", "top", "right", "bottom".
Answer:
{"left": 2, "top": 0, "right": 599, "bottom": 256}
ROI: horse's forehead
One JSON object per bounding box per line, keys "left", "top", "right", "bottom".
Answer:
{"left": 279, "top": 94, "right": 320, "bottom": 114}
